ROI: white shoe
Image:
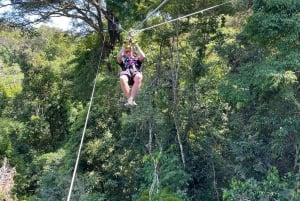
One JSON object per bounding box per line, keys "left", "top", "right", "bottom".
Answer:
{"left": 124, "top": 102, "right": 133, "bottom": 108}
{"left": 124, "top": 99, "right": 135, "bottom": 108}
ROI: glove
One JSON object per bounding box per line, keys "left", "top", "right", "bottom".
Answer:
{"left": 131, "top": 40, "right": 138, "bottom": 49}
{"left": 123, "top": 40, "right": 131, "bottom": 50}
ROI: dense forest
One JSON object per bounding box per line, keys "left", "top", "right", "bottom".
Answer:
{"left": 0, "top": 0, "right": 300, "bottom": 200}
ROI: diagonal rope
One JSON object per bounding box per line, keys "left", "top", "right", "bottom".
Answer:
{"left": 137, "top": 1, "right": 231, "bottom": 33}
{"left": 66, "top": 35, "right": 106, "bottom": 201}
{"left": 134, "top": 0, "right": 170, "bottom": 30}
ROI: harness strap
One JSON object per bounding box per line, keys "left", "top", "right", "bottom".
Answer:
{"left": 119, "top": 57, "right": 142, "bottom": 72}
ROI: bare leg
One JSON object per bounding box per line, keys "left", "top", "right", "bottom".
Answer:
{"left": 129, "top": 73, "right": 143, "bottom": 101}
{"left": 119, "top": 75, "right": 131, "bottom": 99}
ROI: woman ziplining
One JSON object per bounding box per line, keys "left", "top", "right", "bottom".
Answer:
{"left": 115, "top": 1, "right": 232, "bottom": 108}
{"left": 117, "top": 36, "right": 146, "bottom": 108}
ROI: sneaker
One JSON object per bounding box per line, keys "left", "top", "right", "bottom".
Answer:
{"left": 132, "top": 101, "right": 138, "bottom": 106}
{"left": 124, "top": 99, "right": 135, "bottom": 108}
{"left": 124, "top": 102, "right": 133, "bottom": 108}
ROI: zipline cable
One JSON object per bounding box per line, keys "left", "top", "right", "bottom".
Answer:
{"left": 66, "top": 36, "right": 106, "bottom": 201}
{"left": 136, "top": 1, "right": 231, "bottom": 33}
{"left": 134, "top": 0, "right": 170, "bottom": 30}
{"left": 124, "top": 0, "right": 170, "bottom": 37}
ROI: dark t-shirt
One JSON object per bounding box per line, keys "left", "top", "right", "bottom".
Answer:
{"left": 118, "top": 56, "right": 142, "bottom": 71}
{"left": 118, "top": 56, "right": 143, "bottom": 86}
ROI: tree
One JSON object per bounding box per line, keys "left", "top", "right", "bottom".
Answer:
{"left": 223, "top": 167, "right": 300, "bottom": 201}
{"left": 2, "top": 1, "right": 277, "bottom": 200}
{"left": 218, "top": 0, "right": 300, "bottom": 198}
{"left": 1, "top": 0, "right": 122, "bottom": 71}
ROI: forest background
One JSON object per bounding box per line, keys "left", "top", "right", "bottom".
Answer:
{"left": 0, "top": 0, "right": 300, "bottom": 200}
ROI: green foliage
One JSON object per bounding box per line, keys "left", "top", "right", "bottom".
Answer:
{"left": 139, "top": 188, "right": 182, "bottom": 201}
{"left": 0, "top": 119, "right": 15, "bottom": 158}
{"left": 78, "top": 193, "right": 105, "bottom": 201}
{"left": 1, "top": 1, "right": 300, "bottom": 201}
{"left": 26, "top": 149, "right": 67, "bottom": 201}
{"left": 215, "top": 3, "right": 300, "bottom": 201}
{"left": 70, "top": 34, "right": 103, "bottom": 101}
{"left": 0, "top": 64, "right": 23, "bottom": 97}
{"left": 0, "top": 118, "right": 25, "bottom": 160}
{"left": 137, "top": 154, "right": 190, "bottom": 200}
{"left": 214, "top": 0, "right": 300, "bottom": 183}
{"left": 222, "top": 167, "right": 300, "bottom": 201}
{"left": 25, "top": 115, "right": 52, "bottom": 152}
{"left": 0, "top": 26, "right": 79, "bottom": 200}
{"left": 252, "top": 65, "right": 297, "bottom": 101}
{"left": 0, "top": 85, "right": 7, "bottom": 115}
{"left": 245, "top": 0, "right": 300, "bottom": 49}
{"left": 10, "top": 26, "right": 76, "bottom": 151}
{"left": 0, "top": 29, "right": 24, "bottom": 118}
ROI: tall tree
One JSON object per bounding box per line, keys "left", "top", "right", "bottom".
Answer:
{"left": 0, "top": 0, "right": 174, "bottom": 70}
{"left": 219, "top": 0, "right": 300, "bottom": 199}
{"left": 1, "top": 0, "right": 122, "bottom": 71}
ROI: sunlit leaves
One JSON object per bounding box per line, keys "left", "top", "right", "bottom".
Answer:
{"left": 223, "top": 167, "right": 297, "bottom": 201}
{"left": 2, "top": 0, "right": 300, "bottom": 200}
{"left": 252, "top": 60, "right": 298, "bottom": 101}
{"left": 245, "top": 0, "right": 300, "bottom": 49}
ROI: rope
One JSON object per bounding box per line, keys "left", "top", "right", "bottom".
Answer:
{"left": 134, "top": 0, "right": 170, "bottom": 30}
{"left": 66, "top": 35, "right": 106, "bottom": 201}
{"left": 137, "top": 1, "right": 231, "bottom": 33}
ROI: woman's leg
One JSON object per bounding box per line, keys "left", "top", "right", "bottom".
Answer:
{"left": 129, "top": 72, "right": 143, "bottom": 101}
{"left": 119, "top": 75, "right": 131, "bottom": 99}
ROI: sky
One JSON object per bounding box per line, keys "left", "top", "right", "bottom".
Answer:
{"left": 39, "top": 16, "right": 72, "bottom": 31}
{"left": 0, "top": 0, "right": 71, "bottom": 31}
{"left": 0, "top": 0, "right": 10, "bottom": 13}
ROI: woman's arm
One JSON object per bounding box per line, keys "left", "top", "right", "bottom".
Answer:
{"left": 135, "top": 44, "right": 146, "bottom": 62}
{"left": 117, "top": 47, "right": 125, "bottom": 64}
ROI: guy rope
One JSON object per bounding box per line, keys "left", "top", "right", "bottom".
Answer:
{"left": 66, "top": 36, "right": 106, "bottom": 201}
{"left": 129, "top": 1, "right": 232, "bottom": 36}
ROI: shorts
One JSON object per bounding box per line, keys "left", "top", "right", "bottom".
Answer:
{"left": 119, "top": 68, "right": 142, "bottom": 86}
